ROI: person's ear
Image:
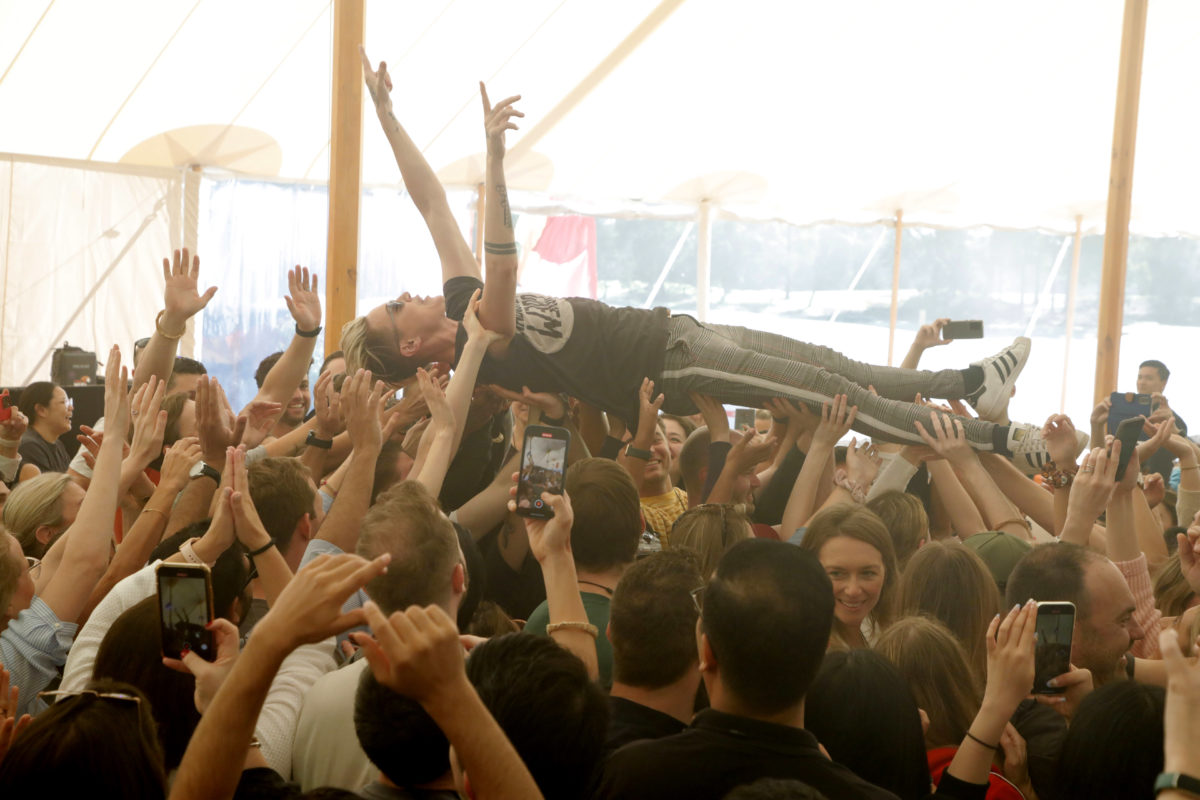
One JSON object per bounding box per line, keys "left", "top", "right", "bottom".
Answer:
{"left": 35, "top": 525, "right": 54, "bottom": 546}
{"left": 295, "top": 514, "right": 313, "bottom": 543}
{"left": 699, "top": 632, "right": 718, "bottom": 674}
{"left": 399, "top": 337, "right": 422, "bottom": 358}
{"left": 605, "top": 621, "right": 613, "bottom": 642}
{"left": 452, "top": 562, "right": 466, "bottom": 597}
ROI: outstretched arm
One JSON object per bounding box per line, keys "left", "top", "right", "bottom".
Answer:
{"left": 362, "top": 48, "right": 478, "bottom": 283}
{"left": 477, "top": 83, "right": 523, "bottom": 345}
{"left": 244, "top": 266, "right": 321, "bottom": 421}
{"left": 133, "top": 249, "right": 217, "bottom": 393}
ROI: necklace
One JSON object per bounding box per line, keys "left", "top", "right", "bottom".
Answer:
{"left": 577, "top": 579, "right": 614, "bottom": 595}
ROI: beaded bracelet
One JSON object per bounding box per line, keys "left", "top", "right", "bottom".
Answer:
{"left": 546, "top": 621, "right": 599, "bottom": 638}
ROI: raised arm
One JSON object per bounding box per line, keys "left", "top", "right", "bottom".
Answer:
{"left": 476, "top": 83, "right": 523, "bottom": 345}
{"left": 780, "top": 396, "right": 854, "bottom": 537}
{"left": 361, "top": 49, "right": 478, "bottom": 283}
{"left": 40, "top": 347, "right": 130, "bottom": 625}
{"left": 133, "top": 249, "right": 218, "bottom": 393}
{"left": 900, "top": 317, "right": 951, "bottom": 370}
{"left": 316, "top": 370, "right": 384, "bottom": 554}
{"left": 245, "top": 266, "right": 321, "bottom": 420}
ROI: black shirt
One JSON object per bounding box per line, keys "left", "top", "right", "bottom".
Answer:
{"left": 596, "top": 708, "right": 900, "bottom": 800}
{"left": 18, "top": 430, "right": 69, "bottom": 473}
{"left": 605, "top": 696, "right": 687, "bottom": 753}
{"left": 444, "top": 276, "right": 671, "bottom": 427}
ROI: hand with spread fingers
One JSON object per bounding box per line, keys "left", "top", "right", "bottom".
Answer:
{"left": 285, "top": 265, "right": 322, "bottom": 333}
{"left": 813, "top": 394, "right": 857, "bottom": 448}
{"left": 162, "top": 618, "right": 241, "bottom": 715}
{"left": 480, "top": 82, "right": 524, "bottom": 158}
{"left": 161, "top": 248, "right": 218, "bottom": 332}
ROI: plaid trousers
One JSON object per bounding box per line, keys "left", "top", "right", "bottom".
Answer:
{"left": 657, "top": 315, "right": 1001, "bottom": 449}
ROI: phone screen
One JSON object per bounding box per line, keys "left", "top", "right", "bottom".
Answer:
{"left": 516, "top": 425, "right": 569, "bottom": 519}
{"left": 1032, "top": 602, "right": 1075, "bottom": 694}
{"left": 156, "top": 565, "right": 215, "bottom": 661}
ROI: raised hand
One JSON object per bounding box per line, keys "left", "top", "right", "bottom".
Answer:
{"left": 359, "top": 46, "right": 393, "bottom": 115}
{"left": 1177, "top": 514, "right": 1200, "bottom": 595}
{"left": 487, "top": 385, "right": 566, "bottom": 423}
{"left": 162, "top": 618, "right": 241, "bottom": 714}
{"left": 102, "top": 345, "right": 131, "bottom": 441}
{"left": 355, "top": 602, "right": 468, "bottom": 706}
{"left": 914, "top": 411, "right": 974, "bottom": 466}
{"left": 1041, "top": 414, "right": 1083, "bottom": 468}
{"left": 480, "top": 82, "right": 524, "bottom": 158}
{"left": 984, "top": 600, "right": 1037, "bottom": 711}
{"left": 844, "top": 437, "right": 883, "bottom": 486}
{"left": 462, "top": 288, "right": 505, "bottom": 347}
{"left": 0, "top": 408, "right": 28, "bottom": 445}
{"left": 310, "top": 370, "right": 342, "bottom": 440}
{"left": 252, "top": 552, "right": 391, "bottom": 652}
{"left": 238, "top": 399, "right": 283, "bottom": 449}
{"left": 813, "top": 394, "right": 857, "bottom": 447}
{"left": 1034, "top": 664, "right": 1093, "bottom": 720}
{"left": 417, "top": 367, "right": 453, "bottom": 430}
{"left": 228, "top": 447, "right": 272, "bottom": 551}
{"left": 162, "top": 248, "right": 217, "bottom": 327}
{"left": 128, "top": 376, "right": 168, "bottom": 469}
{"left": 158, "top": 437, "right": 203, "bottom": 494}
{"left": 730, "top": 427, "right": 778, "bottom": 474}
{"left": 284, "top": 265, "right": 322, "bottom": 333}
{"left": 195, "top": 377, "right": 244, "bottom": 467}
{"left": 519, "top": 490, "right": 575, "bottom": 564}
{"left": 690, "top": 392, "right": 728, "bottom": 442}
{"left": 636, "top": 378, "right": 665, "bottom": 437}
{"left": 342, "top": 369, "right": 384, "bottom": 454}
{"left": 1160, "top": 627, "right": 1200, "bottom": 778}
{"left": 913, "top": 318, "right": 952, "bottom": 350}
{"left": 0, "top": 663, "right": 31, "bottom": 766}
{"left": 1067, "top": 445, "right": 1120, "bottom": 521}
{"left": 1135, "top": 416, "right": 1175, "bottom": 465}
{"left": 1089, "top": 398, "right": 1111, "bottom": 431}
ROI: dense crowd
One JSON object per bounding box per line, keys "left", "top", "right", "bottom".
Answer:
{"left": 0, "top": 49, "right": 1198, "bottom": 800}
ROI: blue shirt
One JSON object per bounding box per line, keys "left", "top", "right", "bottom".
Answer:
{"left": 1, "top": 596, "right": 78, "bottom": 716}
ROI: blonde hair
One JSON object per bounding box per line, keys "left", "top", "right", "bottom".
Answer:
{"left": 896, "top": 540, "right": 1000, "bottom": 683}
{"left": 1153, "top": 553, "right": 1196, "bottom": 618}
{"left": 798, "top": 505, "right": 899, "bottom": 645}
{"left": 3, "top": 472, "right": 76, "bottom": 557}
{"left": 866, "top": 490, "right": 929, "bottom": 570}
{"left": 875, "top": 615, "right": 982, "bottom": 749}
{"left": 670, "top": 504, "right": 751, "bottom": 577}
{"left": 340, "top": 314, "right": 419, "bottom": 384}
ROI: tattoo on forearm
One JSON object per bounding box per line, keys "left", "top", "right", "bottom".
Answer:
{"left": 484, "top": 242, "right": 518, "bottom": 255}
{"left": 496, "top": 183, "right": 513, "bottom": 229}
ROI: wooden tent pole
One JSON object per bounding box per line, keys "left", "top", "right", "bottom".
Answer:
{"left": 1061, "top": 216, "right": 1083, "bottom": 412}
{"left": 1094, "top": 0, "right": 1149, "bottom": 404}
{"left": 696, "top": 201, "right": 713, "bottom": 322}
{"left": 887, "top": 210, "right": 903, "bottom": 366}
{"left": 324, "top": 0, "right": 366, "bottom": 357}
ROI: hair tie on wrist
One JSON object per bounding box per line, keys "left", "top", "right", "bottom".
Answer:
{"left": 295, "top": 324, "right": 322, "bottom": 338}
{"left": 246, "top": 539, "right": 276, "bottom": 559}
{"left": 964, "top": 730, "right": 999, "bottom": 750}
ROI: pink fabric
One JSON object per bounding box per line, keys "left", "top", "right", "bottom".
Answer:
{"left": 1114, "top": 553, "right": 1162, "bottom": 659}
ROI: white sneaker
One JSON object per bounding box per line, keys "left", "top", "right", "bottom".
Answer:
{"left": 968, "top": 337, "right": 1031, "bottom": 421}
{"left": 1006, "top": 424, "right": 1089, "bottom": 476}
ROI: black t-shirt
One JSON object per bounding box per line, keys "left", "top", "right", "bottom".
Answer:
{"left": 597, "top": 709, "right": 900, "bottom": 800}
{"left": 605, "top": 696, "right": 687, "bottom": 754}
{"left": 444, "top": 276, "right": 670, "bottom": 426}
{"left": 18, "top": 430, "right": 70, "bottom": 473}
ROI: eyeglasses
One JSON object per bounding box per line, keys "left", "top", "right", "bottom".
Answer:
{"left": 24, "top": 556, "right": 41, "bottom": 579}
{"left": 37, "top": 689, "right": 142, "bottom": 707}
{"left": 691, "top": 585, "right": 707, "bottom": 615}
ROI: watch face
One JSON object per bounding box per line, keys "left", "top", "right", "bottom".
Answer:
{"left": 188, "top": 461, "right": 205, "bottom": 478}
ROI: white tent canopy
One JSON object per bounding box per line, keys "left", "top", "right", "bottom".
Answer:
{"left": 3, "top": 0, "right": 1199, "bottom": 235}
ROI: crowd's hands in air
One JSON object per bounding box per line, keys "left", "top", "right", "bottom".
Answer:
{"left": 480, "top": 83, "right": 523, "bottom": 158}
{"left": 161, "top": 248, "right": 217, "bottom": 335}
{"left": 0, "top": 664, "right": 31, "bottom": 766}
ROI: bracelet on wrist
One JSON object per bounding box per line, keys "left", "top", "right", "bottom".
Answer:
{"left": 295, "top": 324, "right": 322, "bottom": 338}
{"left": 833, "top": 474, "right": 867, "bottom": 504}
{"left": 1155, "top": 772, "right": 1200, "bottom": 796}
{"left": 545, "top": 620, "right": 599, "bottom": 638}
{"left": 625, "top": 445, "right": 652, "bottom": 461}
{"left": 0, "top": 436, "right": 20, "bottom": 449}
{"left": 246, "top": 539, "right": 276, "bottom": 559}
{"left": 964, "top": 730, "right": 999, "bottom": 750}
{"left": 155, "top": 310, "right": 186, "bottom": 340}
{"left": 305, "top": 430, "right": 334, "bottom": 450}
{"left": 1041, "top": 460, "right": 1077, "bottom": 489}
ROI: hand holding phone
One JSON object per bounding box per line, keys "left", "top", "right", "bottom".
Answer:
{"left": 516, "top": 425, "right": 570, "bottom": 519}
{"left": 0, "top": 389, "right": 11, "bottom": 423}
{"left": 1113, "top": 416, "right": 1145, "bottom": 482}
{"left": 1032, "top": 602, "right": 1076, "bottom": 695}
{"left": 156, "top": 563, "right": 215, "bottom": 661}
{"left": 941, "top": 320, "right": 984, "bottom": 340}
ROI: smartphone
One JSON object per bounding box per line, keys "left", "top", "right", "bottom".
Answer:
{"left": 1113, "top": 415, "right": 1144, "bottom": 481}
{"left": 1107, "top": 391, "right": 1152, "bottom": 435}
{"left": 516, "top": 425, "right": 570, "bottom": 519}
{"left": 941, "top": 320, "right": 984, "bottom": 340}
{"left": 733, "top": 408, "right": 756, "bottom": 431}
{"left": 156, "top": 562, "right": 215, "bottom": 661}
{"left": 0, "top": 390, "right": 10, "bottom": 422}
{"left": 1032, "top": 601, "right": 1075, "bottom": 695}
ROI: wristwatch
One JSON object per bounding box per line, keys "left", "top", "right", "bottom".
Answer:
{"left": 188, "top": 462, "right": 221, "bottom": 483}
{"left": 1155, "top": 772, "right": 1200, "bottom": 796}
{"left": 305, "top": 430, "right": 334, "bottom": 450}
